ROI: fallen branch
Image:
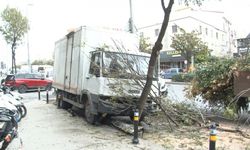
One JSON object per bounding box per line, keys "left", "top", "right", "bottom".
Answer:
{"left": 217, "top": 127, "right": 250, "bottom": 139}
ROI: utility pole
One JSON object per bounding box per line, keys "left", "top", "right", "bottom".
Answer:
{"left": 27, "top": 3, "right": 33, "bottom": 73}
{"left": 27, "top": 28, "right": 31, "bottom": 73}
{"left": 129, "top": 0, "right": 134, "bottom": 33}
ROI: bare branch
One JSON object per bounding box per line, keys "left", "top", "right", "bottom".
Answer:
{"left": 161, "top": 0, "right": 166, "bottom": 12}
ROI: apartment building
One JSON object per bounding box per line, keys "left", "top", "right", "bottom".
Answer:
{"left": 138, "top": 7, "right": 237, "bottom": 69}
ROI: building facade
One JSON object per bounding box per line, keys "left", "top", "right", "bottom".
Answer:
{"left": 236, "top": 33, "right": 250, "bottom": 58}
{"left": 138, "top": 7, "right": 237, "bottom": 70}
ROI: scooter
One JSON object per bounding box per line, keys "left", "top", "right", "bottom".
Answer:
{"left": 0, "top": 106, "right": 18, "bottom": 150}
{"left": 0, "top": 86, "right": 27, "bottom": 119}
{"left": 0, "top": 96, "right": 22, "bottom": 123}
{"left": 0, "top": 100, "right": 20, "bottom": 121}
{"left": 158, "top": 78, "right": 168, "bottom": 97}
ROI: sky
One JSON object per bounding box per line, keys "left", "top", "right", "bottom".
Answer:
{"left": 0, "top": 0, "right": 250, "bottom": 67}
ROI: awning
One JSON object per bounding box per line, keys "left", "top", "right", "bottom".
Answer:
{"left": 160, "top": 51, "right": 186, "bottom": 62}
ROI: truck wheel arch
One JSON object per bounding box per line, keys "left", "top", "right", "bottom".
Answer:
{"left": 81, "top": 90, "right": 99, "bottom": 124}
{"left": 81, "top": 90, "right": 98, "bottom": 115}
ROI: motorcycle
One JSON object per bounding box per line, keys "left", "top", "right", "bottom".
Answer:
{"left": 0, "top": 106, "right": 18, "bottom": 150}
{"left": 0, "top": 86, "right": 27, "bottom": 119}
{"left": 0, "top": 96, "right": 22, "bottom": 123}
{"left": 158, "top": 78, "right": 168, "bottom": 97}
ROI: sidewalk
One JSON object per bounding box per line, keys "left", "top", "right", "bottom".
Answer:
{"left": 7, "top": 100, "right": 165, "bottom": 150}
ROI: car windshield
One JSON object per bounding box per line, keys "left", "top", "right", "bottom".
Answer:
{"left": 5, "top": 75, "right": 14, "bottom": 80}
{"left": 102, "top": 52, "right": 157, "bottom": 79}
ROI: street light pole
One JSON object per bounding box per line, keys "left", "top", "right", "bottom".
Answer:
{"left": 129, "top": 0, "right": 134, "bottom": 33}
{"left": 27, "top": 28, "right": 31, "bottom": 73}
{"left": 26, "top": 3, "right": 33, "bottom": 73}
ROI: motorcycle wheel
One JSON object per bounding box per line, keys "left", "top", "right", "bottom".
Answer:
{"left": 19, "top": 105, "right": 27, "bottom": 118}
{"left": 17, "top": 110, "right": 22, "bottom": 122}
{"left": 1, "top": 140, "right": 10, "bottom": 150}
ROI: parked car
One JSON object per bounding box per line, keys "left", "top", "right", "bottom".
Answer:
{"left": 161, "top": 68, "right": 184, "bottom": 79}
{"left": 2, "top": 73, "right": 52, "bottom": 93}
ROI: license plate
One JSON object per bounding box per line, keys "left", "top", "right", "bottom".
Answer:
{"left": 0, "top": 122, "right": 5, "bottom": 129}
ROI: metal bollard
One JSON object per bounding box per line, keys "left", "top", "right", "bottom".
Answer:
{"left": 46, "top": 90, "right": 49, "bottom": 104}
{"left": 209, "top": 122, "right": 218, "bottom": 150}
{"left": 38, "top": 87, "right": 41, "bottom": 100}
{"left": 132, "top": 109, "right": 139, "bottom": 144}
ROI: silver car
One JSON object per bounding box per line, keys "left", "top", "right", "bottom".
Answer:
{"left": 161, "top": 68, "right": 183, "bottom": 79}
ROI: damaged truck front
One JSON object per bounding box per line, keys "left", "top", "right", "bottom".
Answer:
{"left": 53, "top": 26, "right": 159, "bottom": 124}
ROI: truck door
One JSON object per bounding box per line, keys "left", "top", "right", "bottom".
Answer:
{"left": 64, "top": 33, "right": 74, "bottom": 90}
{"left": 85, "top": 52, "right": 101, "bottom": 94}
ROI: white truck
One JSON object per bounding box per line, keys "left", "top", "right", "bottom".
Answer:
{"left": 53, "top": 26, "right": 159, "bottom": 124}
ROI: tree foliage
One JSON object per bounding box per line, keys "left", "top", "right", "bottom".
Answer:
{"left": 0, "top": 7, "right": 29, "bottom": 73}
{"left": 139, "top": 33, "right": 152, "bottom": 54}
{"left": 190, "top": 57, "right": 250, "bottom": 106}
{"left": 171, "top": 29, "right": 210, "bottom": 69}
{"left": 32, "top": 59, "right": 54, "bottom": 66}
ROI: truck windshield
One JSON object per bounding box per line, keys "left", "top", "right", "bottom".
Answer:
{"left": 102, "top": 52, "right": 157, "bottom": 79}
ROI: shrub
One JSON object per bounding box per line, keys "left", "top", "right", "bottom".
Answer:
{"left": 172, "top": 73, "right": 194, "bottom": 82}
{"left": 190, "top": 56, "right": 250, "bottom": 107}
{"left": 223, "top": 107, "right": 237, "bottom": 119}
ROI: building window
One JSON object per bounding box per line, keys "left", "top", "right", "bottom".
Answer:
{"left": 155, "top": 29, "right": 159, "bottom": 37}
{"left": 205, "top": 28, "right": 208, "bottom": 35}
{"left": 172, "top": 25, "right": 177, "bottom": 33}
{"left": 199, "top": 26, "right": 202, "bottom": 34}
{"left": 140, "top": 32, "right": 144, "bottom": 37}
{"left": 216, "top": 32, "right": 218, "bottom": 39}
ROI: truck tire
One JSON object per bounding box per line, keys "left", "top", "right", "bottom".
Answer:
{"left": 18, "top": 85, "right": 27, "bottom": 93}
{"left": 84, "top": 99, "right": 98, "bottom": 124}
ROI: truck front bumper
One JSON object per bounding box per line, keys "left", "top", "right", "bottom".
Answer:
{"left": 93, "top": 96, "right": 154, "bottom": 116}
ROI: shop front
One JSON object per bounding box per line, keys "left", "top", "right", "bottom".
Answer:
{"left": 160, "top": 50, "right": 186, "bottom": 71}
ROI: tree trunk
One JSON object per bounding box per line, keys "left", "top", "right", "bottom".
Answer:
{"left": 11, "top": 51, "right": 14, "bottom": 74}
{"left": 138, "top": 0, "right": 174, "bottom": 116}
{"left": 11, "top": 37, "right": 17, "bottom": 74}
{"left": 14, "top": 51, "right": 16, "bottom": 74}
{"left": 11, "top": 46, "right": 15, "bottom": 74}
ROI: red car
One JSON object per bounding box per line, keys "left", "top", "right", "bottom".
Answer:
{"left": 3, "top": 73, "right": 52, "bottom": 93}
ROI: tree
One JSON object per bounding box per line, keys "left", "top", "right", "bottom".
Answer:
{"left": 138, "top": 0, "right": 204, "bottom": 116}
{"left": 0, "top": 7, "right": 29, "bottom": 74}
{"left": 191, "top": 56, "right": 250, "bottom": 107}
{"left": 32, "top": 59, "right": 54, "bottom": 66}
{"left": 171, "top": 28, "right": 210, "bottom": 70}
{"left": 139, "top": 33, "right": 152, "bottom": 54}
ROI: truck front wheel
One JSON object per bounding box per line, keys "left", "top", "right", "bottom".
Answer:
{"left": 84, "top": 99, "right": 98, "bottom": 124}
